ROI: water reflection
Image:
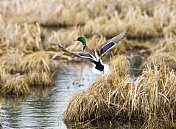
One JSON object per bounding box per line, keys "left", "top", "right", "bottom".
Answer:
{"left": 0, "top": 62, "right": 100, "bottom": 129}
{"left": 128, "top": 54, "right": 143, "bottom": 77}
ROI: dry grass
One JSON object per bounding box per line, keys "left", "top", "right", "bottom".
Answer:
{"left": 125, "top": 12, "right": 158, "bottom": 39}
{"left": 0, "top": 65, "right": 30, "bottom": 95}
{"left": 0, "top": 51, "right": 24, "bottom": 73}
{"left": 64, "top": 56, "right": 131, "bottom": 121}
{"left": 0, "top": 0, "right": 175, "bottom": 127}
{"left": 28, "top": 71, "right": 54, "bottom": 86}
{"left": 0, "top": 46, "right": 56, "bottom": 95}
{"left": 140, "top": 52, "right": 176, "bottom": 72}
{"left": 0, "top": 0, "right": 175, "bottom": 98}
{"left": 64, "top": 55, "right": 176, "bottom": 128}
{"left": 0, "top": 74, "right": 30, "bottom": 95}
{"left": 133, "top": 64, "right": 176, "bottom": 128}
{"left": 83, "top": 16, "right": 125, "bottom": 38}
{"left": 0, "top": 0, "right": 175, "bottom": 38}
{"left": 21, "top": 51, "right": 56, "bottom": 73}
{"left": 140, "top": 33, "right": 176, "bottom": 71}
{"left": 0, "top": 16, "right": 45, "bottom": 52}
{"left": 0, "top": 0, "right": 89, "bottom": 26}
{"left": 0, "top": 51, "right": 56, "bottom": 95}
{"left": 153, "top": 33, "right": 176, "bottom": 55}
{"left": 0, "top": 13, "right": 57, "bottom": 93}
{"left": 83, "top": 9, "right": 158, "bottom": 39}
{"left": 0, "top": 16, "right": 56, "bottom": 95}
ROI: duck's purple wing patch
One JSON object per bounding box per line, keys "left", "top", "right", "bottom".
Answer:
{"left": 101, "top": 42, "right": 115, "bottom": 54}
{"left": 79, "top": 53, "right": 91, "bottom": 58}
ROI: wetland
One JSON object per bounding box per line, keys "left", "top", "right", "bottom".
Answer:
{"left": 0, "top": 0, "right": 176, "bottom": 128}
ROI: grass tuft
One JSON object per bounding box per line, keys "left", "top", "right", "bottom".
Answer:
{"left": 21, "top": 51, "right": 56, "bottom": 73}
{"left": 28, "top": 71, "right": 54, "bottom": 86}
{"left": 0, "top": 74, "right": 30, "bottom": 95}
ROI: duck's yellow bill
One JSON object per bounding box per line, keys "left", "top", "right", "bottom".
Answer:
{"left": 74, "top": 39, "right": 78, "bottom": 41}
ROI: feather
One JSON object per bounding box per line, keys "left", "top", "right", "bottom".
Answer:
{"left": 101, "top": 42, "right": 115, "bottom": 54}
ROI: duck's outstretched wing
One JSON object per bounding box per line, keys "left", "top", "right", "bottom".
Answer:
{"left": 108, "top": 29, "right": 128, "bottom": 43}
{"left": 58, "top": 45, "right": 94, "bottom": 60}
{"left": 98, "top": 29, "right": 128, "bottom": 58}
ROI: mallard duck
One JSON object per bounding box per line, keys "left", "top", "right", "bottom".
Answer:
{"left": 59, "top": 29, "right": 128, "bottom": 74}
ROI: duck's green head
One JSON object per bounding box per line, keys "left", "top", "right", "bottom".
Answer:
{"left": 74, "top": 36, "right": 86, "bottom": 50}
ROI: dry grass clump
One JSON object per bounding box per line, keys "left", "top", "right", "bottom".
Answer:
{"left": 83, "top": 6, "right": 158, "bottom": 39}
{"left": 133, "top": 64, "right": 176, "bottom": 128}
{"left": 125, "top": 10, "right": 158, "bottom": 39}
{"left": 0, "top": 51, "right": 24, "bottom": 73}
{"left": 39, "top": 1, "right": 89, "bottom": 26}
{"left": 0, "top": 51, "right": 56, "bottom": 94}
{"left": 28, "top": 71, "right": 53, "bottom": 86}
{"left": 0, "top": 51, "right": 56, "bottom": 95}
{"left": 0, "top": 65, "right": 30, "bottom": 95}
{"left": 0, "top": 51, "right": 56, "bottom": 73}
{"left": 0, "top": 16, "right": 45, "bottom": 52}
{"left": 0, "top": 0, "right": 89, "bottom": 26}
{"left": 0, "top": 0, "right": 175, "bottom": 38}
{"left": 152, "top": 1, "right": 176, "bottom": 35}
{"left": 0, "top": 65, "right": 14, "bottom": 80}
{"left": 0, "top": 16, "right": 57, "bottom": 95}
{"left": 140, "top": 34, "right": 176, "bottom": 71}
{"left": 84, "top": 16, "right": 125, "bottom": 38}
{"left": 0, "top": 0, "right": 124, "bottom": 26}
{"left": 153, "top": 34, "right": 176, "bottom": 55}
{"left": 64, "top": 56, "right": 132, "bottom": 121}
{"left": 20, "top": 51, "right": 56, "bottom": 86}
{"left": 87, "top": 0, "right": 176, "bottom": 38}
{"left": 21, "top": 51, "right": 56, "bottom": 73}
{"left": 83, "top": 12, "right": 158, "bottom": 39}
{"left": 64, "top": 55, "right": 176, "bottom": 128}
{"left": 140, "top": 52, "right": 176, "bottom": 72}
{"left": 0, "top": 74, "right": 30, "bottom": 95}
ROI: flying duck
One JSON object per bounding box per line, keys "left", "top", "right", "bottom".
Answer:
{"left": 59, "top": 29, "right": 128, "bottom": 74}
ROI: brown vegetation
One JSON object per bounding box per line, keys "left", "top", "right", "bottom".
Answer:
{"left": 140, "top": 33, "right": 176, "bottom": 71}
{"left": 1, "top": 0, "right": 175, "bottom": 39}
{"left": 0, "top": 51, "right": 56, "bottom": 95}
{"left": 64, "top": 55, "right": 176, "bottom": 128}
{"left": 0, "top": 17, "right": 56, "bottom": 95}
{"left": 0, "top": 0, "right": 176, "bottom": 127}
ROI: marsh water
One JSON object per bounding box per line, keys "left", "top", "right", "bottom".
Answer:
{"left": 0, "top": 54, "right": 143, "bottom": 129}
